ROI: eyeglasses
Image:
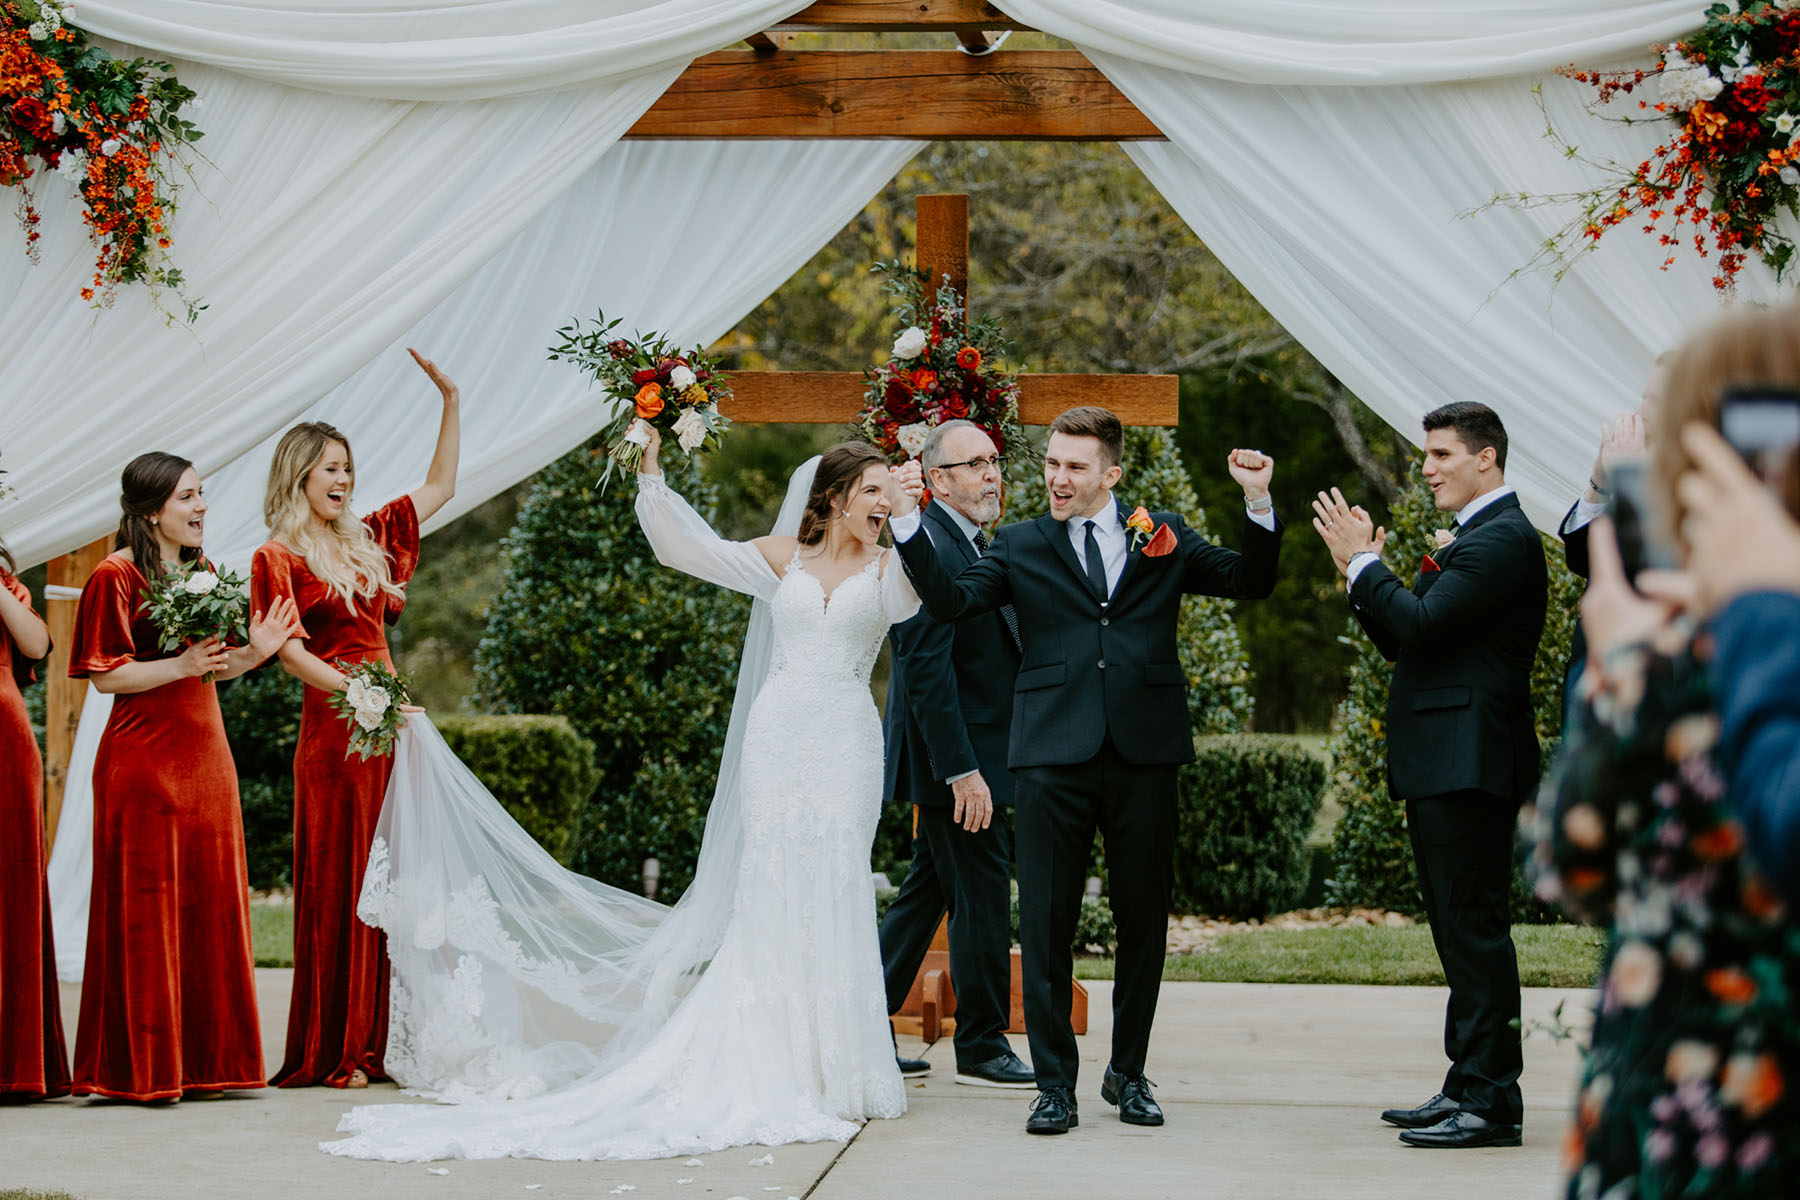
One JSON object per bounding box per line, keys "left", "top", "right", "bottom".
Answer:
{"left": 933, "top": 454, "right": 1005, "bottom": 474}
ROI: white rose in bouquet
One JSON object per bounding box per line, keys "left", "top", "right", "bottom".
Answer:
{"left": 897, "top": 421, "right": 933, "bottom": 458}
{"left": 671, "top": 405, "right": 709, "bottom": 453}
{"left": 343, "top": 676, "right": 369, "bottom": 709}
{"left": 892, "top": 327, "right": 928, "bottom": 360}
{"left": 182, "top": 570, "right": 220, "bottom": 596}
{"left": 1659, "top": 61, "right": 1723, "bottom": 111}
{"left": 359, "top": 685, "right": 392, "bottom": 717}
{"left": 668, "top": 364, "right": 697, "bottom": 390}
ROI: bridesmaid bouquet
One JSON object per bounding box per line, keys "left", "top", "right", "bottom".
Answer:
{"left": 548, "top": 308, "right": 733, "bottom": 491}
{"left": 329, "top": 660, "right": 411, "bottom": 760}
{"left": 139, "top": 560, "right": 249, "bottom": 681}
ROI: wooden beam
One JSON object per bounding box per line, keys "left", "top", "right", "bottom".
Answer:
{"left": 915, "top": 193, "right": 969, "bottom": 307}
{"left": 771, "top": 1, "right": 1028, "bottom": 32}
{"left": 955, "top": 29, "right": 996, "bottom": 52}
{"left": 743, "top": 31, "right": 788, "bottom": 53}
{"left": 622, "top": 51, "right": 1164, "bottom": 141}
{"left": 716, "top": 371, "right": 1178, "bottom": 427}
{"left": 43, "top": 535, "right": 111, "bottom": 848}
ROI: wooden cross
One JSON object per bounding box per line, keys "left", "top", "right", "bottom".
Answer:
{"left": 716, "top": 193, "right": 1179, "bottom": 429}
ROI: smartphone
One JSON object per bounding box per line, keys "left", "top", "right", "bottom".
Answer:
{"left": 1607, "top": 460, "right": 1676, "bottom": 583}
{"left": 1720, "top": 386, "right": 1800, "bottom": 484}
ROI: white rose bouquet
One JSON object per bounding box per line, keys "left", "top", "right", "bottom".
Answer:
{"left": 138, "top": 559, "right": 249, "bottom": 682}
{"left": 329, "top": 659, "right": 412, "bottom": 760}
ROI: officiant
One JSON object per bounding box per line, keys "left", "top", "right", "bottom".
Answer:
{"left": 878, "top": 420, "right": 1035, "bottom": 1090}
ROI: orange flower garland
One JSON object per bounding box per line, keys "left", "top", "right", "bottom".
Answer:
{"left": 2, "top": 1, "right": 203, "bottom": 318}
{"left": 1494, "top": 2, "right": 1800, "bottom": 292}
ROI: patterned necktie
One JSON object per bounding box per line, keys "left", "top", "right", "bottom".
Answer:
{"left": 973, "top": 530, "right": 1022, "bottom": 652}
{"left": 1082, "top": 519, "right": 1109, "bottom": 602}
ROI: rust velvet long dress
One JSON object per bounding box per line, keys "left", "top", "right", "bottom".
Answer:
{"left": 254, "top": 497, "right": 418, "bottom": 1088}
{"left": 0, "top": 572, "right": 71, "bottom": 1100}
{"left": 67, "top": 554, "right": 264, "bottom": 1100}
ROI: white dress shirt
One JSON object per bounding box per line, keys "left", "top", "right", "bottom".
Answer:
{"left": 1345, "top": 484, "right": 1516, "bottom": 590}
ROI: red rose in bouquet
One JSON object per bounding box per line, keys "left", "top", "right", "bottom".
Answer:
{"left": 956, "top": 346, "right": 981, "bottom": 371}
{"left": 10, "top": 97, "right": 54, "bottom": 144}
{"left": 941, "top": 392, "right": 971, "bottom": 420}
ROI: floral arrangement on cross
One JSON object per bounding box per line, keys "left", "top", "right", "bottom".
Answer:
{"left": 855, "top": 261, "right": 1027, "bottom": 488}
{"left": 1490, "top": 1, "right": 1800, "bottom": 291}
{"left": 548, "top": 309, "right": 733, "bottom": 491}
{"left": 2, "top": 0, "right": 204, "bottom": 318}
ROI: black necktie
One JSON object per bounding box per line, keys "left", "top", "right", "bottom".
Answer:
{"left": 1082, "top": 519, "right": 1109, "bottom": 602}
{"left": 973, "top": 530, "right": 1022, "bottom": 652}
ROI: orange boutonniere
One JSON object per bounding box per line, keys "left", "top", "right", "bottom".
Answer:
{"left": 1126, "top": 507, "right": 1178, "bottom": 557}
{"left": 1125, "top": 506, "right": 1154, "bottom": 550}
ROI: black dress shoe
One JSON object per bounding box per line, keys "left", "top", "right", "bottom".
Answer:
{"left": 1380, "top": 1092, "right": 1461, "bottom": 1129}
{"left": 1100, "top": 1064, "right": 1164, "bottom": 1127}
{"left": 956, "top": 1050, "right": 1035, "bottom": 1089}
{"left": 1025, "top": 1087, "right": 1078, "bottom": 1135}
{"left": 1397, "top": 1111, "right": 1522, "bottom": 1149}
{"left": 896, "top": 1054, "right": 930, "bottom": 1078}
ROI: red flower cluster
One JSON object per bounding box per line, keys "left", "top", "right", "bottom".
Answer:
{"left": 2, "top": 4, "right": 202, "bottom": 314}
{"left": 1551, "top": 5, "right": 1800, "bottom": 290}
{"left": 856, "top": 262, "right": 1025, "bottom": 468}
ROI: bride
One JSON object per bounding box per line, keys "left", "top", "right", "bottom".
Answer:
{"left": 323, "top": 430, "right": 927, "bottom": 1162}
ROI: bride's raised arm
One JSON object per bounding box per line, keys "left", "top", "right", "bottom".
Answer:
{"left": 635, "top": 425, "right": 781, "bottom": 603}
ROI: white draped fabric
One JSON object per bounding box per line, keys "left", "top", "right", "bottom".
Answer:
{"left": 983, "top": 0, "right": 1782, "bottom": 528}
{"left": 42, "top": 137, "right": 922, "bottom": 981}
{"left": 76, "top": 1, "right": 803, "bottom": 99}
{"left": 0, "top": 61, "right": 679, "bottom": 568}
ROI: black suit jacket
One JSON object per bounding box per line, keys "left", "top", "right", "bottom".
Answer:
{"left": 1349, "top": 492, "right": 1547, "bottom": 803}
{"left": 1559, "top": 499, "right": 1591, "bottom": 702}
{"left": 883, "top": 502, "right": 1023, "bottom": 809}
{"left": 898, "top": 499, "right": 1282, "bottom": 769}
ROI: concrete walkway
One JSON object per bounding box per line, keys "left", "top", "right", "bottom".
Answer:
{"left": 2, "top": 971, "right": 1590, "bottom": 1200}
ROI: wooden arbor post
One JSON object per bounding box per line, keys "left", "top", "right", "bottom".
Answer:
{"left": 42, "top": 535, "right": 110, "bottom": 848}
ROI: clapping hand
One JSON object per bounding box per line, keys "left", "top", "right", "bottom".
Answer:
{"left": 1592, "top": 410, "right": 1647, "bottom": 495}
{"left": 1311, "top": 487, "right": 1385, "bottom": 574}
{"left": 1227, "top": 448, "right": 1274, "bottom": 500}
{"left": 246, "top": 595, "right": 302, "bottom": 661}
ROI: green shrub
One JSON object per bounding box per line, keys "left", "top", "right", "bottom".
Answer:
{"left": 239, "top": 776, "right": 294, "bottom": 891}
{"left": 1325, "top": 469, "right": 1581, "bottom": 920}
{"left": 1172, "top": 734, "right": 1326, "bottom": 918}
{"left": 219, "top": 665, "right": 303, "bottom": 891}
{"left": 433, "top": 714, "right": 600, "bottom": 865}
{"left": 476, "top": 442, "right": 750, "bottom": 901}
{"left": 1007, "top": 881, "right": 1119, "bottom": 956}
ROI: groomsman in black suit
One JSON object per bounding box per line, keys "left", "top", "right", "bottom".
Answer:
{"left": 892, "top": 407, "right": 1283, "bottom": 1136}
{"left": 1314, "top": 402, "right": 1547, "bottom": 1150}
{"left": 879, "top": 420, "right": 1034, "bottom": 1089}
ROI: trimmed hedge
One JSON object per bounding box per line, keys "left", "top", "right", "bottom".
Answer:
{"left": 219, "top": 666, "right": 304, "bottom": 892}
{"left": 433, "top": 713, "right": 600, "bottom": 865}
{"left": 1173, "top": 734, "right": 1326, "bottom": 918}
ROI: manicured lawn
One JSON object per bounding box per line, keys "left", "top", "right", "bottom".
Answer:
{"left": 1077, "top": 923, "right": 1606, "bottom": 989}
{"left": 251, "top": 903, "right": 294, "bottom": 968}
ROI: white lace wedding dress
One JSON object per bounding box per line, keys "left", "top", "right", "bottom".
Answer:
{"left": 322, "top": 465, "right": 916, "bottom": 1162}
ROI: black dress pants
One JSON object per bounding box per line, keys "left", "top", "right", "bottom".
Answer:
{"left": 1406, "top": 789, "right": 1525, "bottom": 1124}
{"left": 1014, "top": 742, "right": 1177, "bottom": 1090}
{"left": 878, "top": 802, "right": 1015, "bottom": 1068}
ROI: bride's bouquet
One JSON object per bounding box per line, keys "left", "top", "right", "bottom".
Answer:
{"left": 330, "top": 659, "right": 412, "bottom": 760}
{"left": 549, "top": 309, "right": 733, "bottom": 491}
{"left": 138, "top": 560, "right": 248, "bottom": 682}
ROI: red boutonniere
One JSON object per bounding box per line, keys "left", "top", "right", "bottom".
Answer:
{"left": 1421, "top": 553, "right": 1442, "bottom": 574}
{"left": 1126, "top": 506, "right": 1178, "bottom": 557}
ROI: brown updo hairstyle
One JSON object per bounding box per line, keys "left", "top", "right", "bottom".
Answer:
{"left": 1650, "top": 302, "right": 1800, "bottom": 555}
{"left": 116, "top": 451, "right": 202, "bottom": 584}
{"left": 797, "top": 442, "right": 891, "bottom": 546}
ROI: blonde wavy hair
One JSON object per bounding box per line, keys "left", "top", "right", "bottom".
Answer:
{"left": 264, "top": 422, "right": 405, "bottom": 613}
{"left": 1650, "top": 302, "right": 1800, "bottom": 555}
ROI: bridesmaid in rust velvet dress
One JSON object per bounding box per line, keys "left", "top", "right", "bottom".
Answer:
{"left": 68, "top": 453, "right": 299, "bottom": 1101}
{"left": 0, "top": 527, "right": 70, "bottom": 1102}
{"left": 255, "top": 348, "right": 459, "bottom": 1089}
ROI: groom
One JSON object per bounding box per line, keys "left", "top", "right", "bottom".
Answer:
{"left": 891, "top": 406, "right": 1283, "bottom": 1135}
